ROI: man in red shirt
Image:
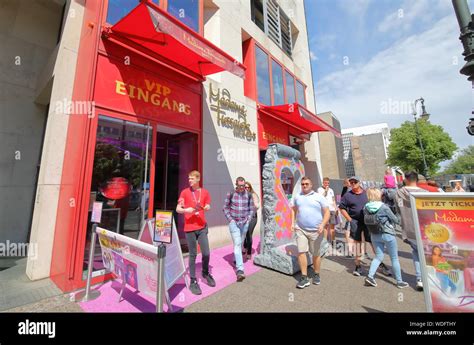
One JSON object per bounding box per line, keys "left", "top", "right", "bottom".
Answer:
{"left": 176, "top": 170, "right": 215, "bottom": 295}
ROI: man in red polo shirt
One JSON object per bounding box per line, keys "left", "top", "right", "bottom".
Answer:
{"left": 176, "top": 170, "right": 215, "bottom": 295}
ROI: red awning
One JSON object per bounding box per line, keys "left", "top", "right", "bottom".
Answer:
{"left": 258, "top": 103, "right": 342, "bottom": 138}
{"left": 103, "top": 1, "right": 245, "bottom": 79}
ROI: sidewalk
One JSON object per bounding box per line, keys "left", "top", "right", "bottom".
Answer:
{"left": 4, "top": 233, "right": 426, "bottom": 313}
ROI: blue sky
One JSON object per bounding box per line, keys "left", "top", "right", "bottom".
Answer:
{"left": 305, "top": 0, "right": 474, "bottom": 160}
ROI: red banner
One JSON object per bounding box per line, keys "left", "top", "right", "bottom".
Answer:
{"left": 94, "top": 55, "right": 201, "bottom": 130}
{"left": 258, "top": 115, "right": 289, "bottom": 150}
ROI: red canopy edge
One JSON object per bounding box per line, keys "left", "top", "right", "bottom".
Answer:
{"left": 258, "top": 103, "right": 342, "bottom": 138}
{"left": 105, "top": 1, "right": 246, "bottom": 79}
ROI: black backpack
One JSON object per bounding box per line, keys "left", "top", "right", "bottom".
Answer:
{"left": 363, "top": 208, "right": 384, "bottom": 234}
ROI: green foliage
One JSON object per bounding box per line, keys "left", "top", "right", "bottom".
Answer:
{"left": 386, "top": 120, "right": 457, "bottom": 176}
{"left": 443, "top": 145, "right": 474, "bottom": 174}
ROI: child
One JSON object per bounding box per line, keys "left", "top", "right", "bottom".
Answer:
{"left": 382, "top": 168, "right": 397, "bottom": 213}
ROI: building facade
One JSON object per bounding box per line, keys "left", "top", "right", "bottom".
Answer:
{"left": 317, "top": 112, "right": 345, "bottom": 179}
{"left": 342, "top": 123, "right": 391, "bottom": 182}
{"left": 2, "top": 0, "right": 339, "bottom": 292}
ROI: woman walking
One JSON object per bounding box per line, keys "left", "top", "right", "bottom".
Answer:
{"left": 363, "top": 188, "right": 408, "bottom": 288}
{"left": 243, "top": 182, "right": 260, "bottom": 260}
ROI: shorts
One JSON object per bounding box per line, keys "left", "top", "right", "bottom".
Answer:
{"left": 328, "top": 211, "right": 337, "bottom": 225}
{"left": 295, "top": 227, "right": 325, "bottom": 256}
{"left": 348, "top": 219, "right": 371, "bottom": 243}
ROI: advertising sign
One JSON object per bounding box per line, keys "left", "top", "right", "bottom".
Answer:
{"left": 154, "top": 210, "right": 173, "bottom": 244}
{"left": 96, "top": 227, "right": 159, "bottom": 298}
{"left": 138, "top": 217, "right": 186, "bottom": 290}
{"left": 410, "top": 193, "right": 474, "bottom": 312}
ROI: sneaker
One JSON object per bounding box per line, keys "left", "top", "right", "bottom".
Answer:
{"left": 379, "top": 263, "right": 392, "bottom": 276}
{"left": 189, "top": 279, "right": 202, "bottom": 295}
{"left": 296, "top": 275, "right": 311, "bottom": 289}
{"left": 397, "top": 281, "right": 409, "bottom": 289}
{"left": 365, "top": 276, "right": 377, "bottom": 287}
{"left": 416, "top": 279, "right": 423, "bottom": 291}
{"left": 353, "top": 265, "right": 363, "bottom": 276}
{"left": 202, "top": 272, "right": 216, "bottom": 287}
{"left": 236, "top": 270, "right": 246, "bottom": 282}
{"left": 312, "top": 273, "right": 321, "bottom": 285}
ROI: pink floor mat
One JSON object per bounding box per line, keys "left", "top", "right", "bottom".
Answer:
{"left": 79, "top": 239, "right": 262, "bottom": 312}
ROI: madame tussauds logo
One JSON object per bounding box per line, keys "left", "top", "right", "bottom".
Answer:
{"left": 209, "top": 83, "right": 256, "bottom": 142}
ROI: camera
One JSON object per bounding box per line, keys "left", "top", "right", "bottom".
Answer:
{"left": 467, "top": 118, "right": 474, "bottom": 136}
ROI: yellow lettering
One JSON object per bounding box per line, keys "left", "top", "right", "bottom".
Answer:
{"left": 150, "top": 93, "right": 160, "bottom": 106}
{"left": 162, "top": 98, "right": 171, "bottom": 110}
{"left": 172, "top": 100, "right": 180, "bottom": 113}
{"left": 137, "top": 88, "right": 149, "bottom": 102}
{"left": 115, "top": 81, "right": 126, "bottom": 95}
{"left": 128, "top": 84, "right": 136, "bottom": 99}
{"left": 163, "top": 86, "right": 171, "bottom": 96}
{"left": 145, "top": 79, "right": 155, "bottom": 92}
{"left": 184, "top": 105, "right": 191, "bottom": 115}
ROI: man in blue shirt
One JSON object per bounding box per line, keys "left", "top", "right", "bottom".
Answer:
{"left": 290, "top": 177, "right": 330, "bottom": 288}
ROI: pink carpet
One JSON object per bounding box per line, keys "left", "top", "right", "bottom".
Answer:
{"left": 79, "top": 238, "right": 262, "bottom": 312}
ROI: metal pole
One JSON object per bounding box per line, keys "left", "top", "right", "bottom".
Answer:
{"left": 451, "top": 0, "right": 474, "bottom": 80}
{"left": 74, "top": 223, "right": 101, "bottom": 302}
{"left": 156, "top": 243, "right": 167, "bottom": 313}
{"left": 413, "top": 116, "right": 429, "bottom": 179}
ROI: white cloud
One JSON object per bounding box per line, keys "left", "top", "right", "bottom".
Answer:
{"left": 310, "top": 51, "right": 318, "bottom": 61}
{"left": 315, "top": 15, "right": 474, "bottom": 152}
{"left": 377, "top": 0, "right": 449, "bottom": 34}
{"left": 338, "top": 0, "right": 372, "bottom": 18}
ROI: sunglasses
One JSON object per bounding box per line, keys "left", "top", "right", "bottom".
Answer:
{"left": 245, "top": 186, "right": 250, "bottom": 189}
{"left": 349, "top": 181, "right": 359, "bottom": 184}
{"left": 301, "top": 183, "right": 310, "bottom": 186}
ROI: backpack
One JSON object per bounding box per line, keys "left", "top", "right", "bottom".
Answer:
{"left": 363, "top": 208, "right": 384, "bottom": 234}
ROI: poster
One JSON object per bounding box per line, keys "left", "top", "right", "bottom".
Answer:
{"left": 138, "top": 217, "right": 187, "bottom": 290}
{"left": 410, "top": 193, "right": 474, "bottom": 312}
{"left": 96, "top": 227, "right": 159, "bottom": 298}
{"left": 154, "top": 210, "right": 173, "bottom": 244}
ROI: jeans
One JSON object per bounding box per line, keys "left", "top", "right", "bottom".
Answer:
{"left": 436, "top": 272, "right": 456, "bottom": 294}
{"left": 185, "top": 226, "right": 210, "bottom": 280}
{"left": 406, "top": 239, "right": 422, "bottom": 281}
{"left": 243, "top": 214, "right": 258, "bottom": 255}
{"left": 229, "top": 220, "right": 249, "bottom": 272}
{"left": 368, "top": 233, "right": 404, "bottom": 283}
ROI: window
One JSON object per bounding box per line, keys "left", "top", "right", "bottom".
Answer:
{"left": 250, "top": 0, "right": 293, "bottom": 57}
{"left": 251, "top": 0, "right": 264, "bottom": 32}
{"left": 167, "top": 0, "right": 200, "bottom": 33}
{"left": 271, "top": 60, "right": 284, "bottom": 105}
{"left": 296, "top": 80, "right": 306, "bottom": 106}
{"left": 255, "top": 45, "right": 271, "bottom": 105}
{"left": 285, "top": 71, "right": 295, "bottom": 104}
{"left": 106, "top": 0, "right": 160, "bottom": 25}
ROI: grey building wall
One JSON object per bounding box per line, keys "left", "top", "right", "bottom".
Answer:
{"left": 318, "top": 112, "right": 346, "bottom": 179}
{"left": 0, "top": 0, "right": 64, "bottom": 245}
{"left": 350, "top": 133, "right": 387, "bottom": 183}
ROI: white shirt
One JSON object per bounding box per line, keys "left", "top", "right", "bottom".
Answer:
{"left": 317, "top": 187, "right": 336, "bottom": 211}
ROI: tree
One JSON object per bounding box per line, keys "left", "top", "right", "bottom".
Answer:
{"left": 443, "top": 145, "right": 474, "bottom": 174}
{"left": 386, "top": 120, "right": 457, "bottom": 176}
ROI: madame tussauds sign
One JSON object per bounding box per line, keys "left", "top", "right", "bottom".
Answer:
{"left": 209, "top": 83, "right": 256, "bottom": 142}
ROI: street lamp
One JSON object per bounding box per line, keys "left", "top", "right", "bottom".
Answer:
{"left": 413, "top": 97, "right": 430, "bottom": 179}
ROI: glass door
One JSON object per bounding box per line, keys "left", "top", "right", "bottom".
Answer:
{"left": 82, "top": 115, "right": 153, "bottom": 278}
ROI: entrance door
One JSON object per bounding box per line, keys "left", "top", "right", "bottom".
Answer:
{"left": 82, "top": 115, "right": 153, "bottom": 279}
{"left": 154, "top": 126, "right": 198, "bottom": 253}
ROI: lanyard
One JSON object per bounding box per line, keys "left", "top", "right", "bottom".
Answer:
{"left": 191, "top": 188, "right": 201, "bottom": 205}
